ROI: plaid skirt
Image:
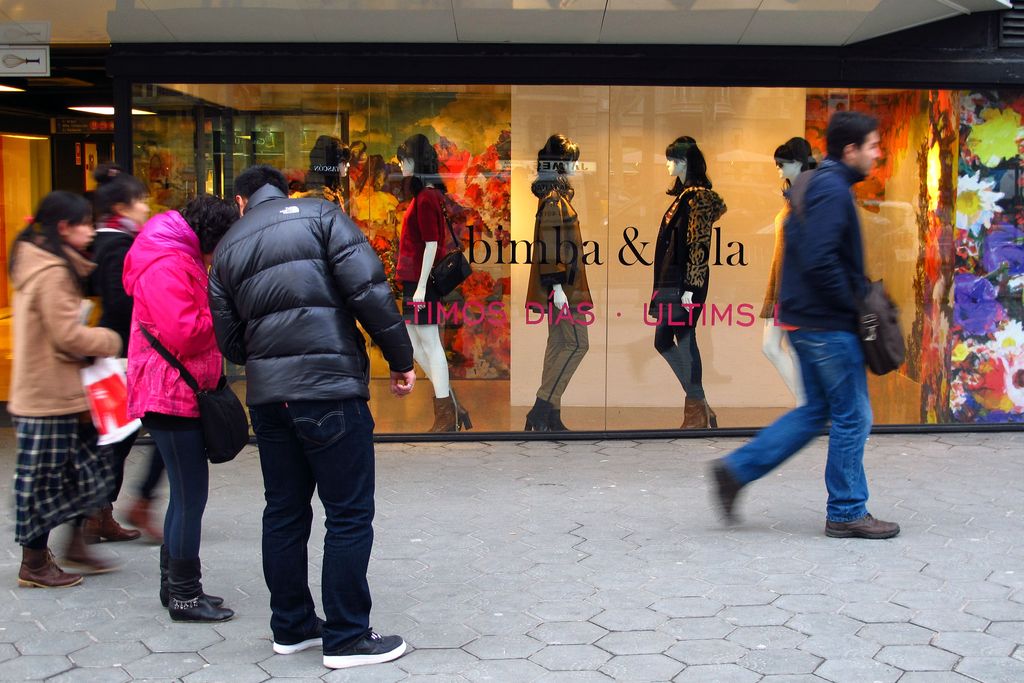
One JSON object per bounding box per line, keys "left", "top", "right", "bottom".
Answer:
{"left": 12, "top": 415, "right": 115, "bottom": 545}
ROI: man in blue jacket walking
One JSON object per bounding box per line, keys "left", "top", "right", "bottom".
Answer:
{"left": 711, "top": 111, "right": 899, "bottom": 540}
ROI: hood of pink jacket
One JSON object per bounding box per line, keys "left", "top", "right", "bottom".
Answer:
{"left": 123, "top": 210, "right": 202, "bottom": 297}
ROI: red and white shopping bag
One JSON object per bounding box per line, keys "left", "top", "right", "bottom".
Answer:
{"left": 81, "top": 357, "right": 141, "bottom": 445}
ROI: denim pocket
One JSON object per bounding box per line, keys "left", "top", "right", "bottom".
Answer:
{"left": 288, "top": 402, "right": 347, "bottom": 448}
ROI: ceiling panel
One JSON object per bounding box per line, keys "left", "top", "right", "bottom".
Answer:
{"left": 0, "top": 0, "right": 117, "bottom": 44}
{"left": 741, "top": 9, "right": 872, "bottom": 45}
{"left": 300, "top": 6, "right": 457, "bottom": 42}
{"left": 845, "top": 0, "right": 959, "bottom": 44}
{"left": 453, "top": 0, "right": 605, "bottom": 43}
{"left": 600, "top": 0, "right": 758, "bottom": 44}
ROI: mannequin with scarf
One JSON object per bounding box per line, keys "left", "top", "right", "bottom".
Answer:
{"left": 524, "top": 134, "right": 591, "bottom": 431}
{"left": 760, "top": 137, "right": 815, "bottom": 404}
{"left": 88, "top": 165, "right": 165, "bottom": 543}
{"left": 651, "top": 137, "right": 726, "bottom": 429}
{"left": 396, "top": 134, "right": 471, "bottom": 432}
{"left": 306, "top": 135, "right": 351, "bottom": 210}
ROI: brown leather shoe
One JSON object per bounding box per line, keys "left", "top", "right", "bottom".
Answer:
{"left": 710, "top": 461, "right": 743, "bottom": 525}
{"left": 825, "top": 514, "right": 900, "bottom": 539}
{"left": 18, "top": 547, "right": 83, "bottom": 588}
{"left": 127, "top": 498, "right": 163, "bottom": 542}
{"left": 682, "top": 398, "right": 715, "bottom": 429}
{"left": 64, "top": 526, "right": 121, "bottom": 574}
{"left": 97, "top": 505, "right": 141, "bottom": 542}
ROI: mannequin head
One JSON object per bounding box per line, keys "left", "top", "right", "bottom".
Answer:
{"left": 774, "top": 136, "right": 816, "bottom": 187}
{"left": 665, "top": 136, "right": 711, "bottom": 195}
{"left": 536, "top": 134, "right": 580, "bottom": 176}
{"left": 397, "top": 133, "right": 445, "bottom": 196}
{"left": 309, "top": 135, "right": 351, "bottom": 190}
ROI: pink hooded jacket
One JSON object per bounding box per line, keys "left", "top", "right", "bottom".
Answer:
{"left": 123, "top": 210, "right": 223, "bottom": 419}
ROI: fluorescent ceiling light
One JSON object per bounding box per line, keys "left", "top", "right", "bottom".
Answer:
{"left": 0, "top": 84, "right": 25, "bottom": 92}
{"left": 68, "top": 106, "right": 156, "bottom": 116}
{"left": 2, "top": 134, "right": 47, "bottom": 140}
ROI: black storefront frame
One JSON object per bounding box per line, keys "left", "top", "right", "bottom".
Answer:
{"left": 107, "top": 15, "right": 1024, "bottom": 441}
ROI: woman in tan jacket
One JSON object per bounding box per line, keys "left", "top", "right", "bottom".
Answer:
{"left": 9, "top": 191, "right": 122, "bottom": 588}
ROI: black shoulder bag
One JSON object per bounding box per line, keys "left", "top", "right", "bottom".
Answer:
{"left": 429, "top": 202, "right": 472, "bottom": 297}
{"left": 140, "top": 327, "right": 249, "bottom": 464}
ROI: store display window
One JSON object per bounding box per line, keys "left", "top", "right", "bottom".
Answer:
{"left": 131, "top": 83, "right": 1024, "bottom": 433}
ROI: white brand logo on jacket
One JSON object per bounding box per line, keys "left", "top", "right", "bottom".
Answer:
{"left": 280, "top": 206, "right": 299, "bottom": 215}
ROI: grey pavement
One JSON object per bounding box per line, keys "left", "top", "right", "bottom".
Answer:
{"left": 1, "top": 431, "right": 1023, "bottom": 682}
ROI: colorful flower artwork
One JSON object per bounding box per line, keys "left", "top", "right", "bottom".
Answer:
{"left": 951, "top": 91, "right": 1024, "bottom": 423}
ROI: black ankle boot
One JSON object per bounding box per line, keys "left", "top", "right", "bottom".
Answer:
{"left": 548, "top": 409, "right": 569, "bottom": 431}
{"left": 167, "top": 557, "right": 234, "bottom": 622}
{"left": 160, "top": 546, "right": 223, "bottom": 608}
{"left": 524, "top": 398, "right": 553, "bottom": 432}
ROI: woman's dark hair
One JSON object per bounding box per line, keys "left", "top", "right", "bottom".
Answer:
{"left": 532, "top": 134, "right": 580, "bottom": 198}
{"left": 234, "top": 165, "right": 289, "bottom": 200}
{"left": 826, "top": 111, "right": 879, "bottom": 159}
{"left": 9, "top": 190, "right": 92, "bottom": 275}
{"left": 92, "top": 164, "right": 148, "bottom": 219}
{"left": 308, "top": 135, "right": 352, "bottom": 190}
{"left": 397, "top": 133, "right": 446, "bottom": 196}
{"left": 774, "top": 137, "right": 817, "bottom": 172}
{"left": 180, "top": 195, "right": 240, "bottom": 255}
{"left": 666, "top": 136, "right": 711, "bottom": 195}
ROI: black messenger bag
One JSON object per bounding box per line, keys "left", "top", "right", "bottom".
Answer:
{"left": 857, "top": 280, "right": 906, "bottom": 376}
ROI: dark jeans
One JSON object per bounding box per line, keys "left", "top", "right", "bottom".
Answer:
{"left": 723, "top": 329, "right": 872, "bottom": 522}
{"left": 107, "top": 429, "right": 166, "bottom": 503}
{"left": 249, "top": 398, "right": 376, "bottom": 653}
{"left": 150, "top": 427, "right": 208, "bottom": 559}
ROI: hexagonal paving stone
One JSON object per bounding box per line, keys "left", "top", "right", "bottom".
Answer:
{"left": 573, "top": 606, "right": 655, "bottom": 631}
{"left": 143, "top": 624, "right": 224, "bottom": 652}
{"left": 737, "top": 648, "right": 822, "bottom": 675}
{"left": 650, "top": 598, "right": 723, "bottom": 619}
{"left": 395, "top": 648, "right": 478, "bottom": 675}
{"left": 772, "top": 594, "right": 844, "bottom": 614}
{"left": 965, "top": 600, "right": 1024, "bottom": 622}
{"left": 322, "top": 662, "right": 407, "bottom": 682}
{"left": 840, "top": 602, "right": 914, "bottom": 624}
{"left": 932, "top": 631, "right": 1016, "bottom": 656}
{"left": 14, "top": 630, "right": 92, "bottom": 655}
{"left": 48, "top": 668, "right": 132, "bottom": 683}
{"left": 594, "top": 630, "right": 675, "bottom": 656}
{"left": 534, "top": 671, "right": 617, "bottom": 682}
{"left": 658, "top": 617, "right": 735, "bottom": 641}
{"left": 530, "top": 622, "right": 608, "bottom": 645}
{"left": 814, "top": 657, "right": 901, "bottom": 683}
{"left": 529, "top": 601, "right": 603, "bottom": 623}
{"left": 70, "top": 641, "right": 150, "bottom": 668}
{"left": 787, "top": 613, "right": 864, "bottom": 637}
{"left": 706, "top": 586, "right": 779, "bottom": 607}
{"left": 464, "top": 610, "right": 540, "bottom": 636}
{"left": 88, "top": 617, "right": 168, "bottom": 642}
{"left": 0, "top": 654, "right": 73, "bottom": 680}
{"left": 183, "top": 663, "right": 271, "bottom": 683}
{"left": 727, "top": 625, "right": 806, "bottom": 650}
{"left": 797, "top": 634, "right": 880, "bottom": 659}
{"left": 671, "top": 663, "right": 762, "bottom": 682}
{"left": 875, "top": 645, "right": 961, "bottom": 671}
{"left": 464, "top": 634, "right": 544, "bottom": 659}
{"left": 124, "top": 653, "right": 208, "bottom": 679}
{"left": 912, "top": 609, "right": 990, "bottom": 633}
{"left": 895, "top": 674, "right": 978, "bottom": 682}
{"left": 720, "top": 605, "right": 793, "bottom": 626}
{"left": 0, "top": 621, "right": 43, "bottom": 643}
{"left": 530, "top": 644, "right": 612, "bottom": 671}
{"left": 198, "top": 638, "right": 274, "bottom": 664}
{"left": 665, "top": 639, "right": 748, "bottom": 665}
{"left": 404, "top": 623, "right": 479, "bottom": 649}
{"left": 985, "top": 621, "right": 1024, "bottom": 641}
{"left": 956, "top": 655, "right": 1024, "bottom": 683}
{"left": 599, "top": 654, "right": 683, "bottom": 681}
{"left": 0, "top": 643, "right": 15, "bottom": 663}
{"left": 463, "top": 658, "right": 548, "bottom": 682}
{"left": 857, "top": 622, "right": 936, "bottom": 645}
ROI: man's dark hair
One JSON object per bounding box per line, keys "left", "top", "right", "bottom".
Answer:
{"left": 181, "top": 194, "right": 240, "bottom": 254}
{"left": 233, "top": 165, "right": 288, "bottom": 200}
{"left": 826, "top": 111, "right": 879, "bottom": 159}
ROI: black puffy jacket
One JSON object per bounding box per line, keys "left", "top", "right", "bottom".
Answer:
{"left": 208, "top": 184, "right": 413, "bottom": 406}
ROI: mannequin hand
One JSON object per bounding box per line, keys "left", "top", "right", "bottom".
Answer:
{"left": 552, "top": 286, "right": 569, "bottom": 312}
{"left": 412, "top": 286, "right": 427, "bottom": 303}
{"left": 681, "top": 291, "right": 694, "bottom": 306}
{"left": 390, "top": 370, "right": 416, "bottom": 397}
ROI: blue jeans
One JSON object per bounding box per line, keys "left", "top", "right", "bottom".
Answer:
{"left": 150, "top": 427, "right": 208, "bottom": 559}
{"left": 723, "top": 329, "right": 872, "bottom": 523}
{"left": 249, "top": 398, "right": 376, "bottom": 653}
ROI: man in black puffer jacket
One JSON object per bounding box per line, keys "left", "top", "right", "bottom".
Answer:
{"left": 209, "top": 165, "right": 415, "bottom": 671}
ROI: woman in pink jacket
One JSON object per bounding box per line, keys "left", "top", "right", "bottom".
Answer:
{"left": 123, "top": 195, "right": 237, "bottom": 623}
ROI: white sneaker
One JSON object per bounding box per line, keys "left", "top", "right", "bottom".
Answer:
{"left": 273, "top": 635, "right": 323, "bottom": 655}
{"left": 323, "top": 631, "right": 407, "bottom": 669}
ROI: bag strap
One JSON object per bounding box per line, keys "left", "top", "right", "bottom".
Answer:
{"left": 139, "top": 326, "right": 200, "bottom": 394}
{"left": 438, "top": 200, "right": 462, "bottom": 253}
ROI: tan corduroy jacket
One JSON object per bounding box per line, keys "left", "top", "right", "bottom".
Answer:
{"left": 8, "top": 241, "right": 122, "bottom": 417}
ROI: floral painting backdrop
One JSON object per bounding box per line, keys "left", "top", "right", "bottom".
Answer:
{"left": 951, "top": 91, "right": 1024, "bottom": 423}
{"left": 342, "top": 92, "right": 512, "bottom": 380}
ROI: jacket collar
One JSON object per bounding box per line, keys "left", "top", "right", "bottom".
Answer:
{"left": 248, "top": 183, "right": 287, "bottom": 209}
{"left": 821, "top": 156, "right": 866, "bottom": 185}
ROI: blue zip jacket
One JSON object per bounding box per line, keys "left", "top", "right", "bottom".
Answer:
{"left": 778, "top": 157, "right": 868, "bottom": 333}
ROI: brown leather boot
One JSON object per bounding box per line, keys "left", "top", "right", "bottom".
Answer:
{"left": 18, "top": 547, "right": 82, "bottom": 588}
{"left": 94, "top": 505, "right": 141, "bottom": 543}
{"left": 64, "top": 525, "right": 121, "bottom": 574}
{"left": 681, "top": 398, "right": 710, "bottom": 429}
{"left": 429, "top": 395, "right": 457, "bottom": 432}
{"left": 127, "top": 498, "right": 163, "bottom": 542}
